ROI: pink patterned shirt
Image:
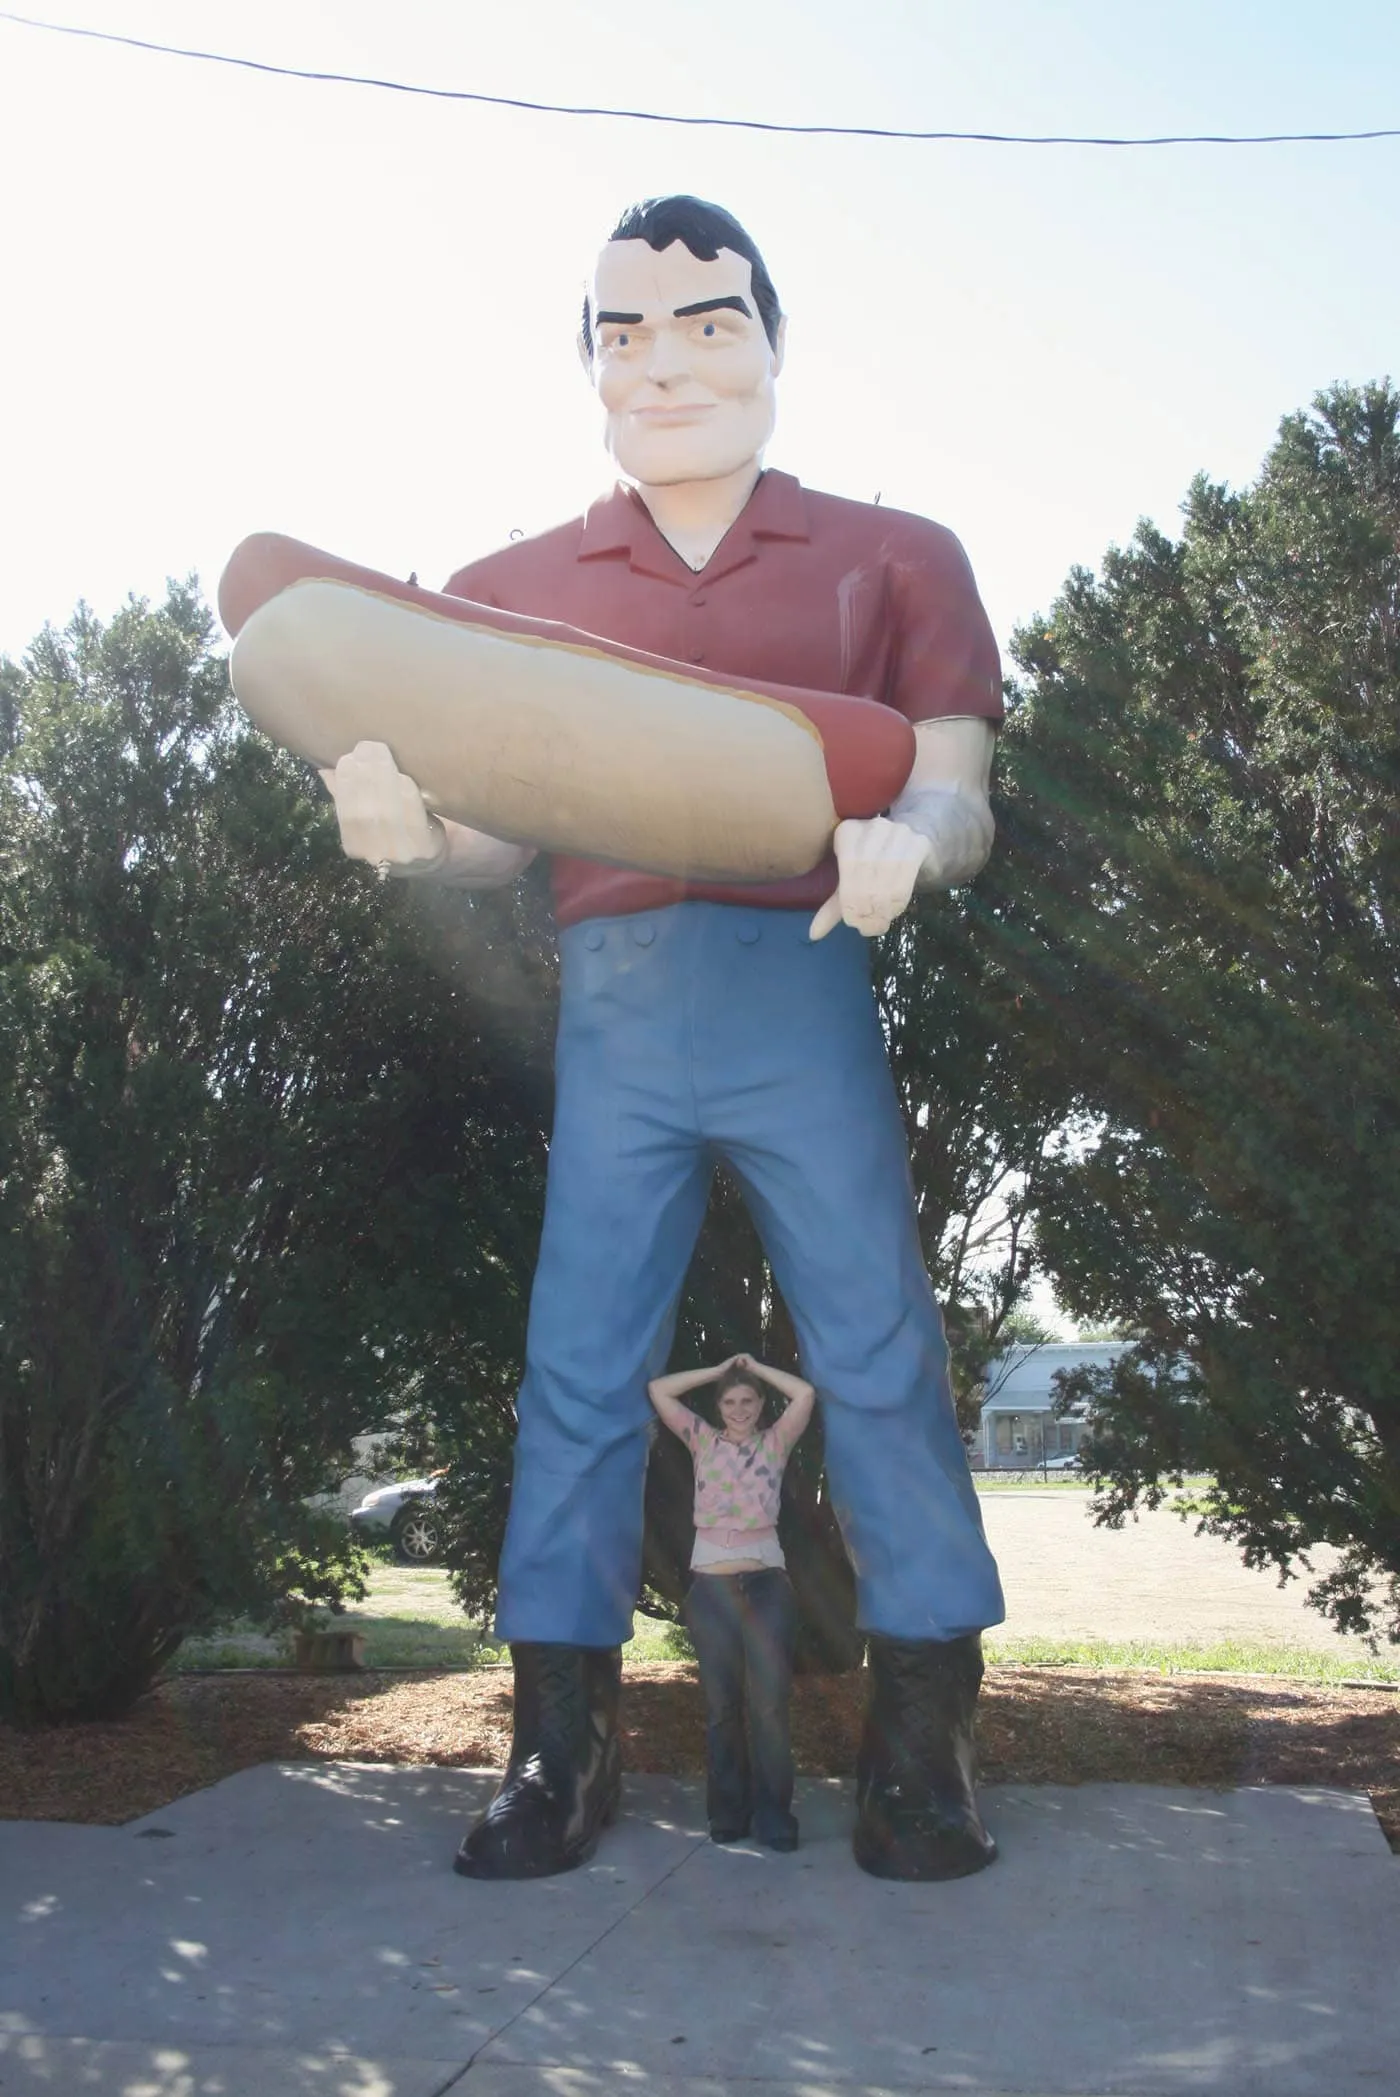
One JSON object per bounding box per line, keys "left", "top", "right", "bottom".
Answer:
{"left": 677, "top": 1408, "right": 806, "bottom": 1534}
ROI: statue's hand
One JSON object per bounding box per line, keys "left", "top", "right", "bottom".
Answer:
{"left": 318, "top": 739, "right": 446, "bottom": 875}
{"left": 808, "top": 816, "right": 929, "bottom": 941}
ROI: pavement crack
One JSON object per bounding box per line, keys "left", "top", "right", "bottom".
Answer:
{"left": 449, "top": 1829, "right": 710, "bottom": 2081}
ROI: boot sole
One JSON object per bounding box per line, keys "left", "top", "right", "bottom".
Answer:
{"left": 453, "top": 1780, "right": 621, "bottom": 1882}
{"left": 852, "top": 1824, "right": 997, "bottom": 1882}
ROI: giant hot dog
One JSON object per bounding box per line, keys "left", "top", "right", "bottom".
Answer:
{"left": 220, "top": 533, "right": 915, "bottom": 884}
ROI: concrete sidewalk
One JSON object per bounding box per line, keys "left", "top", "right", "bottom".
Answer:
{"left": 1, "top": 1769, "right": 1395, "bottom": 2097}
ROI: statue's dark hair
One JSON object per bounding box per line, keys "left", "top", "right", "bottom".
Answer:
{"left": 580, "top": 195, "right": 782, "bottom": 359}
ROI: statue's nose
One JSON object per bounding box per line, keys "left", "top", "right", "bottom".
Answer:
{"left": 645, "top": 329, "right": 690, "bottom": 384}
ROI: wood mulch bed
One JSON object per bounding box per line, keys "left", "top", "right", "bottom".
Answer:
{"left": 2, "top": 1663, "right": 1396, "bottom": 1853}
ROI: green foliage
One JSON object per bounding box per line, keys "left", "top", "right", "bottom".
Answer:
{"left": 0, "top": 588, "right": 547, "bottom": 1719}
{"left": 881, "top": 900, "right": 1065, "bottom": 1346}
{"left": 1002, "top": 382, "right": 1400, "bottom": 1643}
{"left": 364, "top": 865, "right": 557, "bottom": 1629}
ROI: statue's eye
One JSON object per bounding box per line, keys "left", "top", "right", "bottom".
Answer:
{"left": 702, "top": 322, "right": 716, "bottom": 337}
{"left": 616, "top": 332, "right": 630, "bottom": 348}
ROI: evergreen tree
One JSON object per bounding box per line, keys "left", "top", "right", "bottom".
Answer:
{"left": 1000, "top": 383, "right": 1400, "bottom": 1642}
{"left": 0, "top": 587, "right": 548, "bottom": 1719}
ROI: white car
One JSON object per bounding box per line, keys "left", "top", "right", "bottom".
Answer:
{"left": 1041, "top": 1453, "right": 1083, "bottom": 1473}
{"left": 348, "top": 1478, "right": 442, "bottom": 1564}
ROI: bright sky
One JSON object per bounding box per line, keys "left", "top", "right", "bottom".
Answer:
{"left": 1, "top": 0, "right": 1397, "bottom": 665}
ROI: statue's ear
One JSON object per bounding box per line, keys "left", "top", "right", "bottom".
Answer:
{"left": 771, "top": 314, "right": 788, "bottom": 378}
{"left": 577, "top": 317, "right": 594, "bottom": 379}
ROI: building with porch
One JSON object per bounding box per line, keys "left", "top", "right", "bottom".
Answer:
{"left": 974, "top": 1339, "right": 1124, "bottom": 1470}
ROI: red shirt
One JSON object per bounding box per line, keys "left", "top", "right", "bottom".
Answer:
{"left": 444, "top": 471, "right": 1002, "bottom": 927}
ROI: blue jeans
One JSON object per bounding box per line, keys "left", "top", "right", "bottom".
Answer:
{"left": 495, "top": 902, "right": 1004, "bottom": 1647}
{"left": 685, "top": 1569, "right": 797, "bottom": 1841}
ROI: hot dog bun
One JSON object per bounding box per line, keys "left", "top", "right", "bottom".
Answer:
{"left": 220, "top": 534, "right": 915, "bottom": 883}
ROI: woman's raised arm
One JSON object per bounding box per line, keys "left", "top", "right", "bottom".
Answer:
{"left": 736, "top": 1354, "right": 816, "bottom": 1441}
{"left": 647, "top": 1358, "right": 736, "bottom": 1437}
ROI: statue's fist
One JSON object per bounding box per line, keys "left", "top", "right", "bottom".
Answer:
{"left": 318, "top": 740, "right": 446, "bottom": 873}
{"left": 809, "top": 816, "right": 929, "bottom": 941}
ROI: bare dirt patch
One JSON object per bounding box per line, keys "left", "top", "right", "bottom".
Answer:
{"left": 3, "top": 1664, "right": 1395, "bottom": 1855}
{"left": 981, "top": 1493, "right": 1383, "bottom": 1658}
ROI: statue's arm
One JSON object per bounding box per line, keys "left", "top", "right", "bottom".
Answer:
{"left": 897, "top": 715, "right": 997, "bottom": 889}
{"left": 809, "top": 717, "right": 996, "bottom": 941}
{"left": 324, "top": 716, "right": 996, "bottom": 905}
{"left": 320, "top": 740, "right": 535, "bottom": 888}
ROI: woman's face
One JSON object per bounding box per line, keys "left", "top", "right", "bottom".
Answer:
{"left": 718, "top": 1382, "right": 763, "bottom": 1439}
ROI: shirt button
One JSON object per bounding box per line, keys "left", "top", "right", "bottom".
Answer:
{"left": 631, "top": 921, "right": 656, "bottom": 947}
{"left": 692, "top": 593, "right": 708, "bottom": 607}
{"left": 583, "top": 927, "right": 605, "bottom": 951}
{"left": 737, "top": 924, "right": 760, "bottom": 945}
{"left": 689, "top": 649, "right": 705, "bottom": 663}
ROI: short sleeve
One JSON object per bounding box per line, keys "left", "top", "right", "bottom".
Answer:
{"left": 885, "top": 518, "right": 1003, "bottom": 728}
{"left": 441, "top": 560, "right": 501, "bottom": 607}
{"left": 677, "top": 1410, "right": 712, "bottom": 1458}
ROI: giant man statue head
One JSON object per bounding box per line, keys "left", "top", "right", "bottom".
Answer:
{"left": 580, "top": 196, "right": 787, "bottom": 491}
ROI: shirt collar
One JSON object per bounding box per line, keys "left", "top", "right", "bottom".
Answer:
{"left": 577, "top": 469, "right": 810, "bottom": 577}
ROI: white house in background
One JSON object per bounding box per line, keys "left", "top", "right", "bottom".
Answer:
{"left": 974, "top": 1339, "right": 1125, "bottom": 1470}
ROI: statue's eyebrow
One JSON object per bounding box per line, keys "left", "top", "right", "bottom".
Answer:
{"left": 594, "top": 310, "right": 645, "bottom": 326}
{"left": 673, "top": 296, "right": 752, "bottom": 319}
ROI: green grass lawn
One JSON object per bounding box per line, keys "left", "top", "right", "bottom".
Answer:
{"left": 171, "top": 1565, "right": 481, "bottom": 1673}
{"left": 973, "top": 1471, "right": 1218, "bottom": 1493}
{"left": 974, "top": 1472, "right": 1093, "bottom": 1491}
{"left": 170, "top": 1566, "right": 688, "bottom": 1673}
{"left": 168, "top": 1565, "right": 1398, "bottom": 1684}
{"left": 984, "top": 1632, "right": 1400, "bottom": 1685}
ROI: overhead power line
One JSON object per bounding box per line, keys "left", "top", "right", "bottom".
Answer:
{"left": 2, "top": 10, "right": 1397, "bottom": 146}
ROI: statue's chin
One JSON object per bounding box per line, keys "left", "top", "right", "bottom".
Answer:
{"left": 608, "top": 407, "right": 776, "bottom": 492}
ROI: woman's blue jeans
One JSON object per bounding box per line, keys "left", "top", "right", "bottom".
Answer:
{"left": 684, "top": 1568, "right": 798, "bottom": 1843}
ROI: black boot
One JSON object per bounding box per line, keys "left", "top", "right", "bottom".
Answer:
{"left": 853, "top": 1633, "right": 997, "bottom": 1881}
{"left": 454, "top": 1643, "right": 622, "bottom": 1880}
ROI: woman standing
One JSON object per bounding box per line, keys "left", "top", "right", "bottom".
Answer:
{"left": 648, "top": 1352, "right": 815, "bottom": 1850}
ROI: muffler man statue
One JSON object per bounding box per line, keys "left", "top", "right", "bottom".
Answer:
{"left": 224, "top": 195, "right": 1007, "bottom": 1881}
